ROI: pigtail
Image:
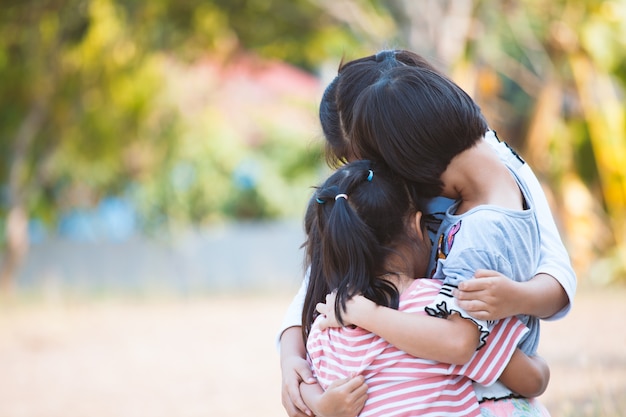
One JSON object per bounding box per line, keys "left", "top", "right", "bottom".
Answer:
{"left": 302, "top": 160, "right": 417, "bottom": 341}
{"left": 301, "top": 193, "right": 330, "bottom": 343}
{"left": 322, "top": 188, "right": 379, "bottom": 325}
{"left": 317, "top": 165, "right": 401, "bottom": 328}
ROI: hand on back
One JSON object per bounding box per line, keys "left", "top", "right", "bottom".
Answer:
{"left": 315, "top": 376, "right": 368, "bottom": 417}
{"left": 454, "top": 269, "right": 523, "bottom": 321}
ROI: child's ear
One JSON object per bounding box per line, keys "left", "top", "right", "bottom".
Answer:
{"left": 413, "top": 211, "right": 424, "bottom": 239}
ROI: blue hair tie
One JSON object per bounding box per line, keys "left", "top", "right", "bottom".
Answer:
{"left": 316, "top": 197, "right": 325, "bottom": 204}
{"left": 375, "top": 50, "right": 396, "bottom": 63}
{"left": 367, "top": 170, "right": 374, "bottom": 182}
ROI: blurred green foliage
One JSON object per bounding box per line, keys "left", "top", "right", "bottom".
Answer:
{"left": 0, "top": 0, "right": 338, "bottom": 242}
{"left": 465, "top": 0, "right": 626, "bottom": 283}
{"left": 1, "top": 0, "right": 625, "bottom": 285}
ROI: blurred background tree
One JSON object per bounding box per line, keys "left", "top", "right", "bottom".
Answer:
{"left": 309, "top": 0, "right": 626, "bottom": 284}
{"left": 0, "top": 0, "right": 180, "bottom": 291}
{"left": 1, "top": 0, "right": 625, "bottom": 294}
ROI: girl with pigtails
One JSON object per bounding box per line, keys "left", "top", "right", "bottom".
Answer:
{"left": 279, "top": 49, "right": 576, "bottom": 417}
{"left": 298, "top": 160, "right": 548, "bottom": 417}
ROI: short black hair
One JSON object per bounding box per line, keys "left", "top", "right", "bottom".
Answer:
{"left": 319, "top": 49, "right": 442, "bottom": 168}
{"left": 350, "top": 65, "right": 488, "bottom": 197}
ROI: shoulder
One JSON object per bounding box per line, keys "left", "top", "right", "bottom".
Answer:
{"left": 444, "top": 214, "right": 510, "bottom": 243}
{"left": 401, "top": 279, "right": 442, "bottom": 311}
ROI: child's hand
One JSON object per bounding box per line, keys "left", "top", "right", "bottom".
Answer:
{"left": 317, "top": 293, "right": 376, "bottom": 330}
{"left": 315, "top": 292, "right": 343, "bottom": 329}
{"left": 454, "top": 269, "right": 522, "bottom": 321}
{"left": 315, "top": 375, "right": 368, "bottom": 417}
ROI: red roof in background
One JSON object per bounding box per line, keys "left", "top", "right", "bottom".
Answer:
{"left": 165, "top": 53, "right": 322, "bottom": 146}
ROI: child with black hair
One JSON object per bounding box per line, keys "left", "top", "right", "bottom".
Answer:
{"left": 279, "top": 50, "right": 575, "bottom": 417}
{"left": 300, "top": 160, "right": 549, "bottom": 417}
{"left": 315, "top": 61, "right": 554, "bottom": 415}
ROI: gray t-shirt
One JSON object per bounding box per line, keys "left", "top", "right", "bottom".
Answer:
{"left": 425, "top": 165, "right": 541, "bottom": 357}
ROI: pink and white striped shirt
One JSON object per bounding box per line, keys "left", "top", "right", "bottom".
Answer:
{"left": 307, "top": 279, "right": 528, "bottom": 417}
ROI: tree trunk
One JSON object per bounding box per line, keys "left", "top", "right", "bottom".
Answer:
{"left": 0, "top": 97, "right": 49, "bottom": 296}
{"left": 0, "top": 205, "right": 28, "bottom": 295}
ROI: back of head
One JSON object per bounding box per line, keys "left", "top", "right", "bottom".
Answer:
{"left": 319, "top": 50, "right": 442, "bottom": 167}
{"left": 350, "top": 65, "right": 488, "bottom": 197}
{"left": 301, "top": 159, "right": 419, "bottom": 341}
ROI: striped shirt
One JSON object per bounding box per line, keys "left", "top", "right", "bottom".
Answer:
{"left": 307, "top": 279, "right": 528, "bottom": 417}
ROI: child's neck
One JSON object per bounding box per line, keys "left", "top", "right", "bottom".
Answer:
{"left": 441, "top": 140, "right": 524, "bottom": 214}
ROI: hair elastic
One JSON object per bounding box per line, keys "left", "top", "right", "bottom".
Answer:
{"left": 335, "top": 194, "right": 348, "bottom": 201}
{"left": 316, "top": 197, "right": 325, "bottom": 204}
{"left": 367, "top": 170, "right": 374, "bottom": 182}
{"left": 375, "top": 50, "right": 396, "bottom": 63}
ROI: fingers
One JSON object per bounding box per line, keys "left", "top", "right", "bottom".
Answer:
{"left": 282, "top": 358, "right": 316, "bottom": 417}
{"left": 353, "top": 384, "right": 368, "bottom": 408}
{"left": 461, "top": 309, "right": 491, "bottom": 321}
{"left": 327, "top": 376, "right": 349, "bottom": 389}
{"left": 456, "top": 298, "right": 491, "bottom": 319}
{"left": 458, "top": 269, "right": 499, "bottom": 291}
{"left": 328, "top": 375, "right": 368, "bottom": 415}
{"left": 454, "top": 285, "right": 485, "bottom": 300}
{"left": 456, "top": 298, "right": 480, "bottom": 311}
{"left": 458, "top": 279, "right": 488, "bottom": 292}
{"left": 296, "top": 362, "right": 317, "bottom": 385}
{"left": 343, "top": 374, "right": 366, "bottom": 391}
{"left": 473, "top": 268, "right": 498, "bottom": 278}
{"left": 282, "top": 399, "right": 312, "bottom": 417}
{"left": 328, "top": 374, "right": 367, "bottom": 392}
{"left": 316, "top": 302, "right": 328, "bottom": 315}
{"left": 458, "top": 276, "right": 500, "bottom": 292}
{"left": 282, "top": 385, "right": 312, "bottom": 417}
{"left": 347, "top": 376, "right": 368, "bottom": 413}
{"left": 325, "top": 292, "right": 337, "bottom": 307}
{"left": 315, "top": 292, "right": 337, "bottom": 315}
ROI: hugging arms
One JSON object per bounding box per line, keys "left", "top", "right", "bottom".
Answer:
{"left": 279, "top": 49, "right": 575, "bottom": 417}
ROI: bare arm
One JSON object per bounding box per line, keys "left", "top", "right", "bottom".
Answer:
{"left": 316, "top": 294, "right": 480, "bottom": 365}
{"left": 280, "top": 326, "right": 316, "bottom": 417}
{"left": 455, "top": 270, "right": 569, "bottom": 321}
{"left": 300, "top": 376, "right": 368, "bottom": 417}
{"left": 500, "top": 350, "right": 550, "bottom": 397}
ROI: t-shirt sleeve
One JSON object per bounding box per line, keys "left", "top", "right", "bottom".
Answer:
{"left": 518, "top": 164, "right": 577, "bottom": 320}
{"left": 426, "top": 246, "right": 513, "bottom": 349}
{"left": 486, "top": 133, "right": 576, "bottom": 320}
{"left": 449, "top": 316, "right": 529, "bottom": 386}
{"left": 275, "top": 267, "right": 310, "bottom": 351}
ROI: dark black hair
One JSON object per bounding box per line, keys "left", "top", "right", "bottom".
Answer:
{"left": 319, "top": 49, "right": 442, "bottom": 168}
{"left": 301, "top": 160, "right": 426, "bottom": 342}
{"left": 350, "top": 65, "right": 489, "bottom": 198}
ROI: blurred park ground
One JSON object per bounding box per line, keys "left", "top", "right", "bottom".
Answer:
{"left": 2, "top": 0, "right": 626, "bottom": 416}
{"left": 1, "top": 285, "right": 625, "bottom": 417}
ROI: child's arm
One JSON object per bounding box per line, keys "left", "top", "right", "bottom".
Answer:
{"left": 449, "top": 315, "right": 546, "bottom": 397}
{"left": 500, "top": 350, "right": 550, "bottom": 398}
{"left": 487, "top": 132, "right": 577, "bottom": 321}
{"left": 316, "top": 293, "right": 481, "bottom": 365}
{"left": 319, "top": 299, "right": 541, "bottom": 397}
{"left": 300, "top": 376, "right": 368, "bottom": 417}
{"left": 454, "top": 269, "right": 569, "bottom": 321}
{"left": 280, "top": 326, "right": 317, "bottom": 417}
{"left": 519, "top": 162, "right": 577, "bottom": 320}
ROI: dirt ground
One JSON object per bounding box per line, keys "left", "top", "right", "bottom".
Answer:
{"left": 0, "top": 287, "right": 624, "bottom": 417}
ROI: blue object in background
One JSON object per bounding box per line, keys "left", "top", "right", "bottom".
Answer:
{"left": 56, "top": 197, "right": 137, "bottom": 242}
